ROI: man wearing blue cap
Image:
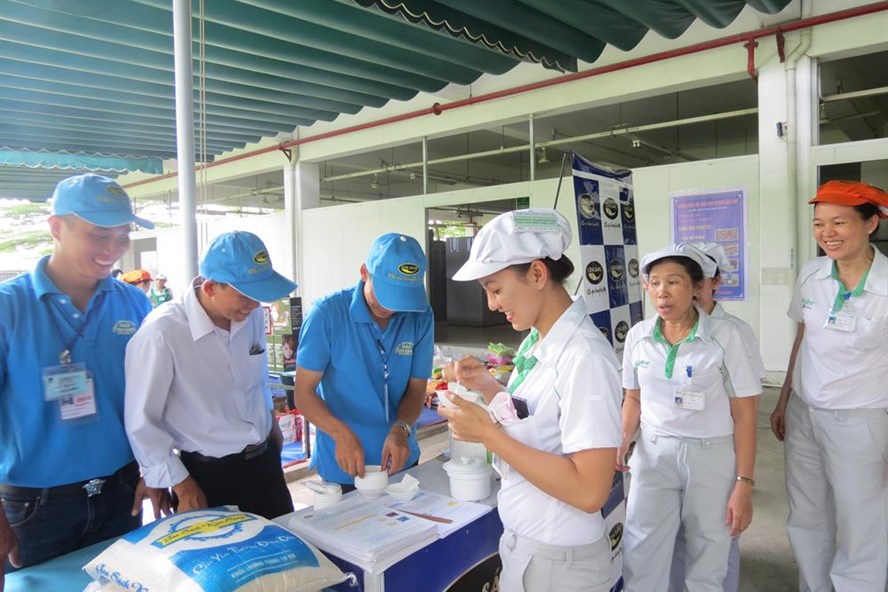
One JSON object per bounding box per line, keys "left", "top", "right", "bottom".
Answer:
{"left": 0, "top": 174, "right": 168, "bottom": 580}
{"left": 295, "top": 233, "right": 434, "bottom": 489}
{"left": 124, "top": 231, "right": 297, "bottom": 519}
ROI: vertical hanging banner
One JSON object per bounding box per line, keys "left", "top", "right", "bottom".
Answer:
{"left": 671, "top": 188, "right": 747, "bottom": 301}
{"left": 572, "top": 153, "right": 643, "bottom": 361}
{"left": 571, "top": 152, "right": 641, "bottom": 592}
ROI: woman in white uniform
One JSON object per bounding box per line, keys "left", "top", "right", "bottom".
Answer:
{"left": 439, "top": 208, "right": 623, "bottom": 592}
{"left": 669, "top": 242, "right": 766, "bottom": 592}
{"left": 620, "top": 245, "right": 761, "bottom": 592}
{"left": 770, "top": 180, "right": 888, "bottom": 592}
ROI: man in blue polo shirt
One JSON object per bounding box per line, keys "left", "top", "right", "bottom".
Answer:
{"left": 0, "top": 174, "right": 169, "bottom": 582}
{"left": 296, "top": 233, "right": 434, "bottom": 489}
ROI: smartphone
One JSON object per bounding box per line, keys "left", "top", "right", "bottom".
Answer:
{"left": 511, "top": 396, "right": 530, "bottom": 419}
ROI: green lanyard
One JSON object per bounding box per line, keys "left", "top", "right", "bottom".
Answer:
{"left": 830, "top": 261, "right": 870, "bottom": 312}
{"left": 509, "top": 329, "right": 540, "bottom": 394}
{"left": 652, "top": 319, "right": 698, "bottom": 379}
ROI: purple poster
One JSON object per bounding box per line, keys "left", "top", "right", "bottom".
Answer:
{"left": 671, "top": 188, "right": 746, "bottom": 301}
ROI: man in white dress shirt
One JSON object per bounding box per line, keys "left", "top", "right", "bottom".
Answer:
{"left": 124, "top": 231, "right": 297, "bottom": 519}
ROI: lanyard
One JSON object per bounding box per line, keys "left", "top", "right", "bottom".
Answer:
{"left": 509, "top": 329, "right": 540, "bottom": 395}
{"left": 830, "top": 261, "right": 870, "bottom": 312}
{"left": 45, "top": 292, "right": 106, "bottom": 365}
{"left": 372, "top": 333, "right": 392, "bottom": 423}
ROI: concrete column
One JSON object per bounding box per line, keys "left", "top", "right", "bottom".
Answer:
{"left": 284, "top": 161, "right": 320, "bottom": 296}
{"left": 172, "top": 0, "right": 198, "bottom": 279}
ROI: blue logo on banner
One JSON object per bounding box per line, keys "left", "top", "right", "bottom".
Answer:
{"left": 605, "top": 245, "right": 629, "bottom": 308}
{"left": 620, "top": 187, "right": 637, "bottom": 244}
{"left": 590, "top": 310, "right": 613, "bottom": 346}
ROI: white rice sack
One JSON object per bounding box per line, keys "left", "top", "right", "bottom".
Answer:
{"left": 83, "top": 507, "right": 347, "bottom": 592}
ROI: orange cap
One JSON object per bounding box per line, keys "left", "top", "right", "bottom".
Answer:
{"left": 809, "top": 180, "right": 888, "bottom": 219}
{"left": 121, "top": 269, "right": 152, "bottom": 284}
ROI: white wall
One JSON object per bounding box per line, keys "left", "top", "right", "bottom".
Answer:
{"left": 632, "top": 156, "right": 768, "bottom": 368}
{"left": 298, "top": 178, "right": 582, "bottom": 308}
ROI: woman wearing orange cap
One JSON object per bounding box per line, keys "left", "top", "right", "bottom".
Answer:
{"left": 770, "top": 180, "right": 888, "bottom": 592}
{"left": 121, "top": 269, "right": 152, "bottom": 294}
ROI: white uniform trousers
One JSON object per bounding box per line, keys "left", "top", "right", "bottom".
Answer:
{"left": 623, "top": 430, "right": 735, "bottom": 592}
{"left": 785, "top": 395, "right": 888, "bottom": 592}
{"left": 670, "top": 530, "right": 740, "bottom": 592}
{"left": 498, "top": 530, "right": 611, "bottom": 592}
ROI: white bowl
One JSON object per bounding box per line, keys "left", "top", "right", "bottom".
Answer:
{"left": 385, "top": 482, "right": 419, "bottom": 502}
{"left": 354, "top": 465, "right": 388, "bottom": 499}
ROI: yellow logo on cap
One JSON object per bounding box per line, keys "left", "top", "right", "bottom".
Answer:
{"left": 398, "top": 263, "right": 419, "bottom": 275}
{"left": 107, "top": 186, "right": 127, "bottom": 198}
{"left": 253, "top": 250, "right": 269, "bottom": 264}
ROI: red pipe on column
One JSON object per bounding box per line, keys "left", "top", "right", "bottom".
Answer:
{"left": 124, "top": 1, "right": 888, "bottom": 190}
{"left": 744, "top": 40, "right": 759, "bottom": 82}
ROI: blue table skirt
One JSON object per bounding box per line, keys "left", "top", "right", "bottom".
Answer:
{"left": 6, "top": 539, "right": 113, "bottom": 592}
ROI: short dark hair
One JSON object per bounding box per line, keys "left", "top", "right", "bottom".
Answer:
{"left": 510, "top": 255, "right": 575, "bottom": 285}
{"left": 853, "top": 203, "right": 880, "bottom": 221}
{"left": 648, "top": 256, "right": 704, "bottom": 283}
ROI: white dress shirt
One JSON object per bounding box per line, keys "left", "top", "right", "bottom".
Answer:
{"left": 125, "top": 279, "right": 273, "bottom": 488}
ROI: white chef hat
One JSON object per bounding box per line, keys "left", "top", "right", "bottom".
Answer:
{"left": 640, "top": 244, "right": 716, "bottom": 282}
{"left": 452, "top": 208, "right": 572, "bottom": 282}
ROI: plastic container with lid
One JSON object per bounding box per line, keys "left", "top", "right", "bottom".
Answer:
{"left": 442, "top": 456, "right": 492, "bottom": 501}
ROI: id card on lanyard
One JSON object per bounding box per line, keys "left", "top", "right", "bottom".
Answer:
{"left": 42, "top": 293, "right": 105, "bottom": 421}
{"left": 824, "top": 264, "right": 868, "bottom": 333}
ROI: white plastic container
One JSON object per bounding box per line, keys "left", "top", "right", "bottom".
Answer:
{"left": 354, "top": 465, "right": 388, "bottom": 499}
{"left": 443, "top": 456, "right": 492, "bottom": 501}
{"left": 312, "top": 484, "right": 342, "bottom": 510}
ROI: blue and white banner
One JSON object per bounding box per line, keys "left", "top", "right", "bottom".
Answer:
{"left": 571, "top": 152, "right": 642, "bottom": 592}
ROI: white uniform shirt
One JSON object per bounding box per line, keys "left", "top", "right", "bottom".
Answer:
{"left": 498, "top": 298, "right": 623, "bottom": 546}
{"left": 788, "top": 248, "right": 888, "bottom": 409}
{"left": 125, "top": 280, "right": 273, "bottom": 488}
{"left": 622, "top": 308, "right": 761, "bottom": 438}
{"left": 711, "top": 302, "right": 767, "bottom": 380}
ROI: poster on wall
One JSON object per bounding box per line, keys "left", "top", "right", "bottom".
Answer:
{"left": 670, "top": 188, "right": 747, "bottom": 301}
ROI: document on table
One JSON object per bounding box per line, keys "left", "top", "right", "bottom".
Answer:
{"left": 382, "top": 490, "right": 493, "bottom": 538}
{"left": 286, "top": 495, "right": 438, "bottom": 573}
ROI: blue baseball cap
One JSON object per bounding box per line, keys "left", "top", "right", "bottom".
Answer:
{"left": 199, "top": 231, "right": 297, "bottom": 303}
{"left": 366, "top": 233, "right": 428, "bottom": 312}
{"left": 50, "top": 173, "right": 154, "bottom": 229}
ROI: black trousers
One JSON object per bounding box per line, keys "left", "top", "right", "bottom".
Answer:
{"left": 179, "top": 441, "right": 294, "bottom": 520}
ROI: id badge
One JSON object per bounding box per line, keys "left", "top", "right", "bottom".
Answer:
{"left": 42, "top": 363, "right": 88, "bottom": 401}
{"left": 58, "top": 378, "right": 97, "bottom": 421}
{"left": 673, "top": 388, "right": 705, "bottom": 411}
{"left": 824, "top": 307, "right": 857, "bottom": 332}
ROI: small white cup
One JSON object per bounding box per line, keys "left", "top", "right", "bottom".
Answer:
{"left": 313, "top": 484, "right": 342, "bottom": 510}
{"left": 354, "top": 465, "right": 388, "bottom": 499}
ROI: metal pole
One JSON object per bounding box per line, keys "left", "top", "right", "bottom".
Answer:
{"left": 173, "top": 0, "right": 198, "bottom": 279}
{"left": 422, "top": 136, "right": 429, "bottom": 195}
{"left": 529, "top": 113, "right": 536, "bottom": 181}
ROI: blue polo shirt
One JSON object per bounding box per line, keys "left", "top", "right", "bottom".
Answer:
{"left": 0, "top": 256, "right": 151, "bottom": 487}
{"left": 297, "top": 281, "right": 434, "bottom": 485}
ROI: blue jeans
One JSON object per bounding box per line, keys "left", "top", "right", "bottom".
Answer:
{"left": 2, "top": 462, "right": 142, "bottom": 569}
